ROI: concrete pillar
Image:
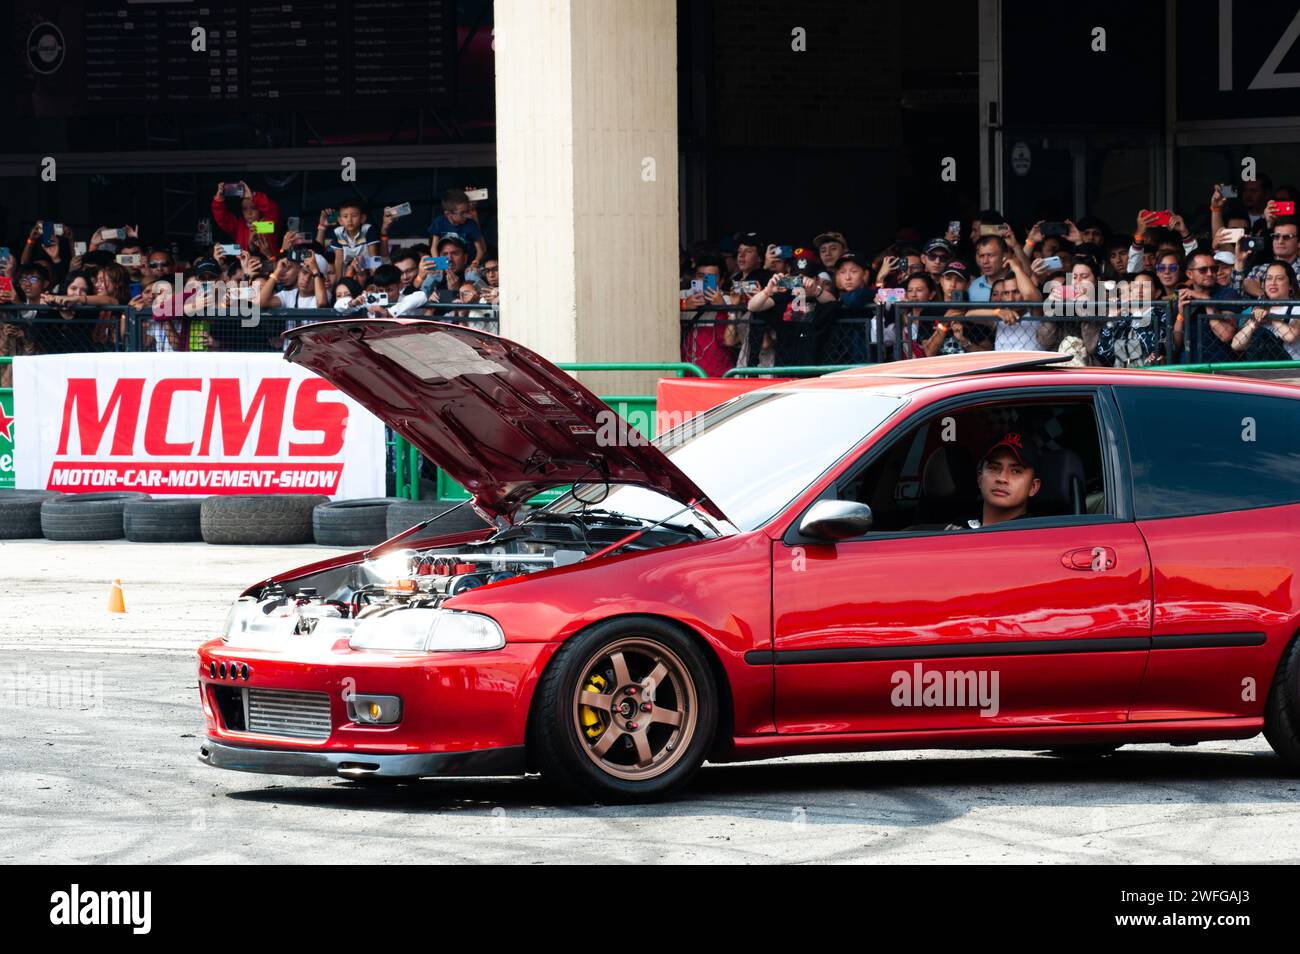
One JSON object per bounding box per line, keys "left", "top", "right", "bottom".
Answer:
{"left": 493, "top": 0, "right": 679, "bottom": 395}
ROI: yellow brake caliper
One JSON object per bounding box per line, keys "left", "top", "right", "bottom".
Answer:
{"left": 580, "top": 673, "right": 609, "bottom": 739}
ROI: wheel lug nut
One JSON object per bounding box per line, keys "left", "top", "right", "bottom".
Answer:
{"left": 626, "top": 721, "right": 637, "bottom": 730}
{"left": 640, "top": 702, "right": 652, "bottom": 712}
{"left": 624, "top": 687, "right": 636, "bottom": 696}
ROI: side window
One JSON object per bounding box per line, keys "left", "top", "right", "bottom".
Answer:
{"left": 1116, "top": 386, "right": 1300, "bottom": 518}
{"left": 837, "top": 398, "right": 1109, "bottom": 532}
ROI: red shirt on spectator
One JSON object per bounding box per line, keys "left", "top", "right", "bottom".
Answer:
{"left": 682, "top": 309, "right": 738, "bottom": 377}
{"left": 210, "top": 191, "right": 281, "bottom": 251}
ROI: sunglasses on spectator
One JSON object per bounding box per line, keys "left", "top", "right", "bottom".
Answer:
{"left": 146, "top": 260, "right": 171, "bottom": 269}
{"left": 1187, "top": 266, "right": 1213, "bottom": 273}
{"left": 1272, "top": 231, "right": 1298, "bottom": 240}
{"left": 19, "top": 275, "right": 43, "bottom": 284}
{"left": 483, "top": 265, "right": 499, "bottom": 273}
{"left": 1155, "top": 264, "right": 1179, "bottom": 272}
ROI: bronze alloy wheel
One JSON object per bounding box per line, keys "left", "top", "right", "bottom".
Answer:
{"left": 571, "top": 637, "right": 698, "bottom": 782}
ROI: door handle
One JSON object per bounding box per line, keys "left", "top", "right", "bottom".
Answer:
{"left": 1061, "top": 547, "right": 1116, "bottom": 571}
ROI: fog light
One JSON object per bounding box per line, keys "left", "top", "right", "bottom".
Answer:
{"left": 346, "top": 693, "right": 402, "bottom": 725}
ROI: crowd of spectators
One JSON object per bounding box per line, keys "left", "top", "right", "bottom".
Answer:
{"left": 0, "top": 183, "right": 499, "bottom": 382}
{"left": 681, "top": 174, "right": 1300, "bottom": 375}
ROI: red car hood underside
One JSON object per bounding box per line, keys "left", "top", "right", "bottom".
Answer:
{"left": 282, "top": 319, "right": 723, "bottom": 524}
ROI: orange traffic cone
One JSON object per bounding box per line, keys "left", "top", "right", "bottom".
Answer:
{"left": 107, "top": 578, "right": 126, "bottom": 614}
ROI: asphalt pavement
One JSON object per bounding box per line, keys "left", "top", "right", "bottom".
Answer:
{"left": 1, "top": 540, "right": 1297, "bottom": 864}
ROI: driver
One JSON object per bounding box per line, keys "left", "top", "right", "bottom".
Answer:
{"left": 950, "top": 432, "right": 1041, "bottom": 529}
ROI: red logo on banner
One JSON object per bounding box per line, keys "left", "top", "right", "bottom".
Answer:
{"left": 49, "top": 376, "right": 351, "bottom": 495}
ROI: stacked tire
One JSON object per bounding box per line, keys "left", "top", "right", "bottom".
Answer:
{"left": 40, "top": 492, "right": 151, "bottom": 541}
{"left": 124, "top": 498, "right": 204, "bottom": 542}
{"left": 201, "top": 495, "right": 328, "bottom": 545}
{"left": 385, "top": 498, "right": 491, "bottom": 539}
{"left": 311, "top": 497, "right": 404, "bottom": 547}
{"left": 0, "top": 490, "right": 63, "bottom": 539}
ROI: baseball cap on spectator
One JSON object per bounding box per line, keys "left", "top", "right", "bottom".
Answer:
{"left": 982, "top": 432, "right": 1040, "bottom": 471}
{"left": 923, "top": 238, "right": 954, "bottom": 257}
{"left": 193, "top": 257, "right": 221, "bottom": 278}
{"left": 814, "top": 230, "right": 847, "bottom": 249}
{"left": 436, "top": 233, "right": 469, "bottom": 253}
{"left": 942, "top": 260, "right": 969, "bottom": 279}
{"left": 735, "top": 232, "right": 763, "bottom": 252}
{"left": 833, "top": 252, "right": 870, "bottom": 271}
{"left": 1213, "top": 250, "right": 1236, "bottom": 266}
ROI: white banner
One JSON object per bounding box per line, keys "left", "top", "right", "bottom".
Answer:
{"left": 13, "top": 353, "right": 385, "bottom": 499}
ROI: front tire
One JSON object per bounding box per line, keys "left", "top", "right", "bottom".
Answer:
{"left": 529, "top": 617, "right": 717, "bottom": 803}
{"left": 1264, "top": 634, "right": 1300, "bottom": 773}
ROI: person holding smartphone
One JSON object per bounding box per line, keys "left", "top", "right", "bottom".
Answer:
{"left": 211, "top": 180, "right": 281, "bottom": 253}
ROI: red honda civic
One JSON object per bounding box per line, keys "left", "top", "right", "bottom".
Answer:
{"left": 197, "top": 319, "right": 1300, "bottom": 802}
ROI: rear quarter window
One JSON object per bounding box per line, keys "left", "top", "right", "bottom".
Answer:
{"left": 1116, "top": 386, "right": 1300, "bottom": 518}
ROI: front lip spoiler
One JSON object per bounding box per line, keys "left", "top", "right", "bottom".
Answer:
{"left": 199, "top": 739, "right": 527, "bottom": 779}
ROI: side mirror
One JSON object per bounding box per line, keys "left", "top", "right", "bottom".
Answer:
{"left": 798, "top": 500, "right": 873, "bottom": 541}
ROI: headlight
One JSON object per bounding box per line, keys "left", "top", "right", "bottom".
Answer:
{"left": 348, "top": 609, "right": 505, "bottom": 653}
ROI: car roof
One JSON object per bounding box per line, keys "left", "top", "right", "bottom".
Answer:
{"left": 762, "top": 352, "right": 1300, "bottom": 401}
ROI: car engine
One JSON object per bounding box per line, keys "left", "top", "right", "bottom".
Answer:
{"left": 225, "top": 509, "right": 707, "bottom": 641}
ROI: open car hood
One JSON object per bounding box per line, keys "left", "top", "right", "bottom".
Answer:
{"left": 282, "top": 319, "right": 725, "bottom": 525}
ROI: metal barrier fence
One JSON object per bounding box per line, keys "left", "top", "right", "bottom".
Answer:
{"left": 0, "top": 301, "right": 500, "bottom": 354}
{"left": 683, "top": 297, "right": 1300, "bottom": 370}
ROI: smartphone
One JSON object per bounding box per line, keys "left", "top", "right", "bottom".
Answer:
{"left": 252, "top": 220, "right": 275, "bottom": 235}
{"left": 703, "top": 274, "right": 718, "bottom": 291}
{"left": 286, "top": 216, "right": 301, "bottom": 232}
{"left": 0, "top": 276, "right": 12, "bottom": 293}
{"left": 1276, "top": 201, "right": 1296, "bottom": 216}
{"left": 189, "top": 320, "right": 210, "bottom": 351}
{"left": 53, "top": 223, "right": 65, "bottom": 236}
{"left": 0, "top": 246, "right": 10, "bottom": 265}
{"left": 979, "top": 224, "right": 1003, "bottom": 237}
{"left": 948, "top": 220, "right": 961, "bottom": 235}
{"left": 874, "top": 287, "right": 907, "bottom": 303}
{"left": 72, "top": 242, "right": 87, "bottom": 257}
{"left": 1220, "top": 227, "right": 1245, "bottom": 245}
{"left": 689, "top": 279, "right": 704, "bottom": 295}
{"left": 1039, "top": 255, "right": 1064, "bottom": 271}
{"left": 464, "top": 267, "right": 480, "bottom": 284}
{"left": 102, "top": 228, "right": 127, "bottom": 240}
{"left": 465, "top": 188, "right": 489, "bottom": 202}
{"left": 775, "top": 245, "right": 793, "bottom": 258}
{"left": 1145, "top": 210, "right": 1173, "bottom": 227}
{"left": 42, "top": 221, "right": 55, "bottom": 244}
{"left": 777, "top": 275, "right": 803, "bottom": 291}
{"left": 386, "top": 202, "right": 412, "bottom": 218}
{"left": 362, "top": 255, "right": 384, "bottom": 269}
{"left": 325, "top": 210, "right": 340, "bottom": 226}
{"left": 1244, "top": 236, "right": 1263, "bottom": 252}
{"left": 223, "top": 183, "right": 243, "bottom": 197}
{"left": 431, "top": 256, "right": 450, "bottom": 269}
{"left": 218, "top": 244, "right": 240, "bottom": 256}
{"left": 116, "top": 253, "right": 143, "bottom": 266}
{"left": 363, "top": 292, "right": 390, "bottom": 307}
{"left": 1041, "top": 221, "right": 1069, "bottom": 238}
{"left": 1219, "top": 183, "right": 1238, "bottom": 199}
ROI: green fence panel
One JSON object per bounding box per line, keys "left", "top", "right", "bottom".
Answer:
{"left": 0, "top": 357, "right": 12, "bottom": 490}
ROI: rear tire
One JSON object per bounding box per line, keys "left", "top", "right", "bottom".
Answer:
{"left": 528, "top": 617, "right": 717, "bottom": 803}
{"left": 1264, "top": 634, "right": 1300, "bottom": 773}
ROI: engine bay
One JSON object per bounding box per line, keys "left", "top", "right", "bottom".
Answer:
{"left": 224, "top": 508, "right": 711, "bottom": 644}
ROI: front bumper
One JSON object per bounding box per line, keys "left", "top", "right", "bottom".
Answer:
{"left": 199, "top": 739, "right": 527, "bottom": 778}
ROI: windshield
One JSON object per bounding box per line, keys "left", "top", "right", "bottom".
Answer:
{"left": 541, "top": 389, "right": 905, "bottom": 532}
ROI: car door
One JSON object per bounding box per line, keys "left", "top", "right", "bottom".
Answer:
{"left": 769, "top": 388, "right": 1153, "bottom": 734}
{"left": 1115, "top": 384, "right": 1300, "bottom": 723}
